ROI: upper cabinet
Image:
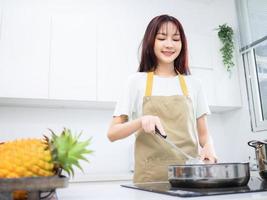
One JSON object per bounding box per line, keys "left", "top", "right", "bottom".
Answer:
{"left": 96, "top": 6, "right": 142, "bottom": 102}
{"left": 187, "top": 33, "right": 214, "bottom": 70}
{"left": 0, "top": 3, "right": 50, "bottom": 98}
{"left": 187, "top": 33, "right": 217, "bottom": 106}
{"left": 49, "top": 14, "right": 97, "bottom": 101}
{"left": 188, "top": 32, "right": 242, "bottom": 109}
{"left": 0, "top": 0, "right": 242, "bottom": 112}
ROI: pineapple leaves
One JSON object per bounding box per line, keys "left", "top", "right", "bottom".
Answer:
{"left": 48, "top": 128, "right": 93, "bottom": 177}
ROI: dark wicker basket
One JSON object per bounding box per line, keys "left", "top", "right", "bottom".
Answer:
{"left": 0, "top": 175, "right": 69, "bottom": 200}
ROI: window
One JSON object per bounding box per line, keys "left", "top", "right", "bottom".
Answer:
{"left": 254, "top": 43, "right": 267, "bottom": 120}
{"left": 236, "top": 0, "right": 267, "bottom": 131}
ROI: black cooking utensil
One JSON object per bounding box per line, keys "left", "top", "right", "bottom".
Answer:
{"left": 155, "top": 126, "right": 167, "bottom": 139}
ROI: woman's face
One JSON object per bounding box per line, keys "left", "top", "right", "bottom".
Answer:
{"left": 154, "top": 22, "right": 182, "bottom": 67}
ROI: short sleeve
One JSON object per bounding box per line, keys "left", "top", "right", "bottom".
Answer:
{"left": 196, "top": 83, "right": 211, "bottom": 119}
{"left": 113, "top": 74, "right": 137, "bottom": 119}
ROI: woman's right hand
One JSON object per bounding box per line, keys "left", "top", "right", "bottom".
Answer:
{"left": 140, "top": 115, "right": 166, "bottom": 136}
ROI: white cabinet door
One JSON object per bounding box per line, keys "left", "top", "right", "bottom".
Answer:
{"left": 191, "top": 69, "right": 217, "bottom": 106}
{"left": 190, "top": 33, "right": 242, "bottom": 109}
{"left": 49, "top": 14, "right": 97, "bottom": 101}
{"left": 188, "top": 33, "right": 217, "bottom": 106}
{"left": 97, "top": 7, "right": 143, "bottom": 102}
{"left": 0, "top": 3, "right": 50, "bottom": 98}
{"left": 187, "top": 33, "right": 213, "bottom": 70}
{"left": 212, "top": 34, "right": 242, "bottom": 108}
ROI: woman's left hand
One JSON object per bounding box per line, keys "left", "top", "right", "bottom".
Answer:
{"left": 199, "top": 143, "right": 218, "bottom": 164}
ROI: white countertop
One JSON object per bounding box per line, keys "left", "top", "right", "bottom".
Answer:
{"left": 57, "top": 180, "right": 267, "bottom": 200}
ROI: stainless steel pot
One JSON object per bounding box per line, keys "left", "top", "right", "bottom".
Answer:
{"left": 248, "top": 140, "right": 267, "bottom": 180}
{"left": 154, "top": 127, "right": 250, "bottom": 188}
{"left": 168, "top": 162, "right": 250, "bottom": 188}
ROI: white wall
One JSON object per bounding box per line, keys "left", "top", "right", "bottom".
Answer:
{"left": 0, "top": 105, "right": 228, "bottom": 180}
{"left": 0, "top": 106, "right": 135, "bottom": 181}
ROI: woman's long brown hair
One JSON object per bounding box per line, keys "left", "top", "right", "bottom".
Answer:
{"left": 138, "top": 15, "right": 190, "bottom": 75}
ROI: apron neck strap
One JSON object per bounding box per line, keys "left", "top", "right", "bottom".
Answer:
{"left": 145, "top": 72, "right": 154, "bottom": 96}
{"left": 145, "top": 72, "right": 189, "bottom": 97}
{"left": 178, "top": 74, "right": 189, "bottom": 97}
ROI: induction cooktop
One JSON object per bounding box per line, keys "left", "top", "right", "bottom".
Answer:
{"left": 121, "top": 176, "right": 267, "bottom": 197}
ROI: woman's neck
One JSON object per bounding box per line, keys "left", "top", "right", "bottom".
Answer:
{"left": 154, "top": 64, "right": 177, "bottom": 77}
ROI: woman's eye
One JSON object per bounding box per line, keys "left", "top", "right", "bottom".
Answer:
{"left": 173, "top": 38, "right": 181, "bottom": 42}
{"left": 157, "top": 38, "right": 165, "bottom": 41}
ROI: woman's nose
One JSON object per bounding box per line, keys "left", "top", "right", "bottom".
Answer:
{"left": 164, "top": 39, "right": 174, "bottom": 48}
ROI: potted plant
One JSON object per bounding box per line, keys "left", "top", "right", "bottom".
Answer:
{"left": 217, "top": 24, "right": 235, "bottom": 75}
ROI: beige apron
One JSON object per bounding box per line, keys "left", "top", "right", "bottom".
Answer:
{"left": 133, "top": 72, "right": 199, "bottom": 183}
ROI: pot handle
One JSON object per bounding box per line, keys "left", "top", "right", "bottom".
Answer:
{"left": 248, "top": 140, "right": 267, "bottom": 148}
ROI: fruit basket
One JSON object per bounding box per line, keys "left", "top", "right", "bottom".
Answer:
{"left": 0, "top": 128, "right": 93, "bottom": 200}
{"left": 0, "top": 175, "right": 69, "bottom": 200}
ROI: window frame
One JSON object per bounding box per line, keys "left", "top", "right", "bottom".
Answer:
{"left": 236, "top": 0, "right": 267, "bottom": 132}
{"left": 242, "top": 38, "right": 267, "bottom": 131}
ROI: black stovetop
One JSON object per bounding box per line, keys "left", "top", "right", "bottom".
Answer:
{"left": 121, "top": 177, "right": 267, "bottom": 197}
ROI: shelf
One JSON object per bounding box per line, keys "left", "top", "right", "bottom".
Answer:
{"left": 0, "top": 97, "right": 115, "bottom": 110}
{"left": 209, "top": 105, "right": 242, "bottom": 113}
{"left": 0, "top": 97, "right": 242, "bottom": 113}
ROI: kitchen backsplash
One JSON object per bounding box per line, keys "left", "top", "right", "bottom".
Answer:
{"left": 0, "top": 105, "right": 255, "bottom": 181}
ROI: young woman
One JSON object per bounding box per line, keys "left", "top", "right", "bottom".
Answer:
{"left": 107, "top": 14, "right": 217, "bottom": 183}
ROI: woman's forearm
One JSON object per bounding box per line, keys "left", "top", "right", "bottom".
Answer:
{"left": 199, "top": 132, "right": 211, "bottom": 148}
{"left": 198, "top": 124, "right": 210, "bottom": 147}
{"left": 107, "top": 115, "right": 167, "bottom": 142}
{"left": 107, "top": 118, "right": 142, "bottom": 142}
{"left": 197, "top": 115, "right": 217, "bottom": 162}
{"left": 197, "top": 115, "right": 212, "bottom": 147}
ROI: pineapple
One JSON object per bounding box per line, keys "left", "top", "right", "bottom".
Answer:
{"left": 0, "top": 128, "right": 93, "bottom": 199}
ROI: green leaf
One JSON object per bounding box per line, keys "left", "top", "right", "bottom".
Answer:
{"left": 49, "top": 128, "right": 93, "bottom": 177}
{"left": 217, "top": 23, "right": 235, "bottom": 74}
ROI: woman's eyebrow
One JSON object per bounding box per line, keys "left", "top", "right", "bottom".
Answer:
{"left": 157, "top": 32, "right": 180, "bottom": 36}
{"left": 157, "top": 32, "right": 167, "bottom": 35}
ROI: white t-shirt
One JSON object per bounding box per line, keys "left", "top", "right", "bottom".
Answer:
{"left": 113, "top": 72, "right": 210, "bottom": 120}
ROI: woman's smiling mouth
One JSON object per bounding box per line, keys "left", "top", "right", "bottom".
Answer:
{"left": 162, "top": 51, "right": 175, "bottom": 56}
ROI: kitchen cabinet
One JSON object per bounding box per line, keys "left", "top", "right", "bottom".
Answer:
{"left": 0, "top": 0, "right": 242, "bottom": 112}
{"left": 0, "top": 1, "right": 98, "bottom": 102}
{"left": 187, "top": 33, "right": 214, "bottom": 70}
{"left": 0, "top": 6, "right": 2, "bottom": 38}
{"left": 187, "top": 33, "right": 217, "bottom": 107}
{"left": 189, "top": 32, "right": 242, "bottom": 111}
{"left": 96, "top": 7, "right": 142, "bottom": 102}
{"left": 0, "top": 3, "right": 50, "bottom": 99}
{"left": 97, "top": 25, "right": 242, "bottom": 111}
{"left": 210, "top": 32, "right": 242, "bottom": 111}
{"left": 95, "top": 1, "right": 242, "bottom": 110}
{"left": 49, "top": 13, "right": 97, "bottom": 101}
